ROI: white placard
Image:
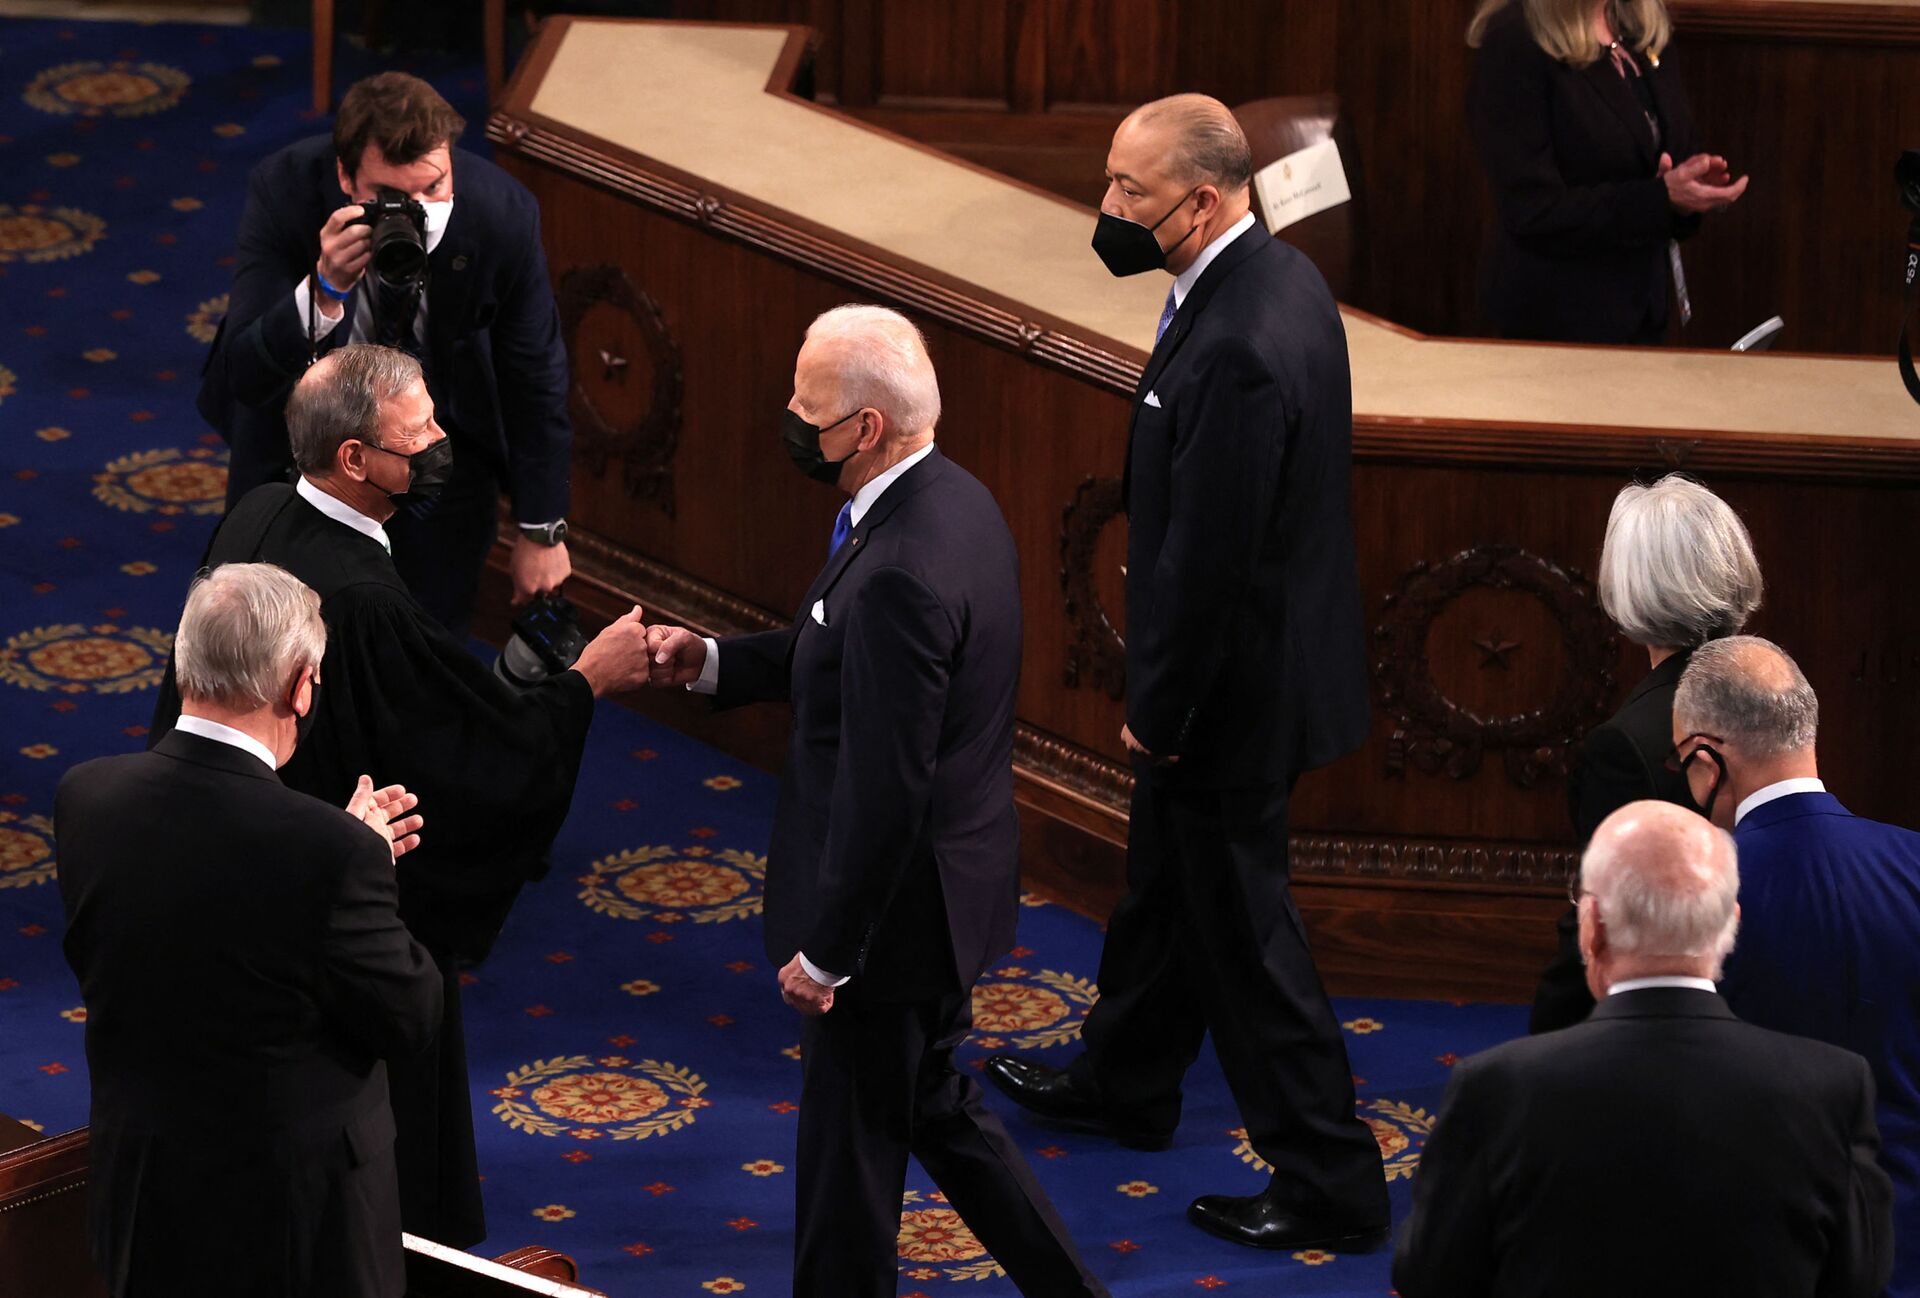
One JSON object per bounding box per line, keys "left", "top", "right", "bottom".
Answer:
{"left": 1253, "top": 137, "right": 1351, "bottom": 234}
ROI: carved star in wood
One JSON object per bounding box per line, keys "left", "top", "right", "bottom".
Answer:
{"left": 1474, "top": 633, "right": 1522, "bottom": 668}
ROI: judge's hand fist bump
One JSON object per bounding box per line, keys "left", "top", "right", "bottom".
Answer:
{"left": 646, "top": 625, "right": 708, "bottom": 688}
{"left": 345, "top": 774, "right": 424, "bottom": 861}
{"left": 572, "top": 605, "right": 652, "bottom": 698}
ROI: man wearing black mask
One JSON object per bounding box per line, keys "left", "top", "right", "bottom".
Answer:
{"left": 646, "top": 306, "right": 1108, "bottom": 1298}
{"left": 985, "top": 94, "right": 1386, "bottom": 1252}
{"left": 151, "top": 343, "right": 655, "bottom": 1249}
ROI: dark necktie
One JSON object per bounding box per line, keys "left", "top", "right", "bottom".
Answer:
{"left": 829, "top": 501, "right": 853, "bottom": 557}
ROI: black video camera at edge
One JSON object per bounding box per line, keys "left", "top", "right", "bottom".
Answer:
{"left": 353, "top": 185, "right": 429, "bottom": 287}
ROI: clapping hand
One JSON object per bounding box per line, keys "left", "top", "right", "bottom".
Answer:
{"left": 646, "top": 625, "right": 709, "bottom": 688}
{"left": 1660, "top": 152, "right": 1748, "bottom": 214}
{"left": 778, "top": 954, "right": 835, "bottom": 1016}
{"left": 345, "top": 774, "right": 424, "bottom": 862}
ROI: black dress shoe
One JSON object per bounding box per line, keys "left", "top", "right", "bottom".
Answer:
{"left": 1187, "top": 1188, "right": 1390, "bottom": 1252}
{"left": 980, "top": 1055, "right": 1175, "bottom": 1152}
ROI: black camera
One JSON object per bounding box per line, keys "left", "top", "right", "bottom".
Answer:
{"left": 354, "top": 185, "right": 429, "bottom": 286}
{"left": 495, "top": 594, "right": 589, "bottom": 688}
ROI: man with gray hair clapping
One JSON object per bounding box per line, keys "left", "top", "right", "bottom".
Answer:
{"left": 1675, "top": 635, "right": 1920, "bottom": 1296}
{"left": 58, "top": 563, "right": 442, "bottom": 1298}
{"left": 1395, "top": 799, "right": 1892, "bottom": 1296}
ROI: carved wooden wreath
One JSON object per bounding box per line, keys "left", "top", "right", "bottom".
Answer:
{"left": 556, "top": 263, "right": 683, "bottom": 516}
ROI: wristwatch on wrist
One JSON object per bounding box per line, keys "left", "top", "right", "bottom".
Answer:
{"left": 518, "top": 519, "right": 569, "bottom": 547}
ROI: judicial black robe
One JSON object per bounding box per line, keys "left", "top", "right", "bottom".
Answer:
{"left": 152, "top": 482, "right": 597, "bottom": 1247}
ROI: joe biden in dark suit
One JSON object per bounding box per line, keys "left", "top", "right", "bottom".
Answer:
{"left": 646, "top": 306, "right": 1108, "bottom": 1298}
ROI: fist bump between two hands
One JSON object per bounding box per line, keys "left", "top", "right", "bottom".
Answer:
{"left": 568, "top": 607, "right": 712, "bottom": 698}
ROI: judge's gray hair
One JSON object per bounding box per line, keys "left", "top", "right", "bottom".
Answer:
{"left": 1597, "top": 474, "right": 1763, "bottom": 650}
{"left": 1674, "top": 635, "right": 1819, "bottom": 757}
{"left": 287, "top": 343, "right": 423, "bottom": 475}
{"left": 173, "top": 563, "right": 326, "bottom": 712}
{"left": 1581, "top": 804, "right": 1741, "bottom": 976}
{"left": 805, "top": 305, "right": 941, "bottom": 439}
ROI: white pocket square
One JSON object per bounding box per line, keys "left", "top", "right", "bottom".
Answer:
{"left": 1143, "top": 390, "right": 1162, "bottom": 408}
{"left": 810, "top": 599, "right": 828, "bottom": 626}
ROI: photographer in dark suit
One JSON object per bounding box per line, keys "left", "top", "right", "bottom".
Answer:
{"left": 202, "top": 71, "right": 573, "bottom": 632}
{"left": 646, "top": 306, "right": 1108, "bottom": 1298}
{"left": 1396, "top": 800, "right": 1893, "bottom": 1298}
{"left": 58, "top": 563, "right": 441, "bottom": 1298}
{"left": 985, "top": 95, "right": 1384, "bottom": 1252}
{"left": 153, "top": 343, "right": 654, "bottom": 1248}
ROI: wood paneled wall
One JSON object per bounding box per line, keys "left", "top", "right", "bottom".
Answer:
{"left": 671, "top": 0, "right": 1920, "bottom": 356}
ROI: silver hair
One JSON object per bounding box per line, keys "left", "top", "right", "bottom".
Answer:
{"left": 1133, "top": 93, "right": 1254, "bottom": 193}
{"left": 287, "top": 343, "right": 423, "bottom": 475}
{"left": 804, "top": 305, "right": 942, "bottom": 438}
{"left": 1582, "top": 818, "right": 1741, "bottom": 976}
{"left": 1674, "top": 635, "right": 1819, "bottom": 756}
{"left": 1597, "top": 475, "right": 1763, "bottom": 649}
{"left": 173, "top": 563, "right": 326, "bottom": 712}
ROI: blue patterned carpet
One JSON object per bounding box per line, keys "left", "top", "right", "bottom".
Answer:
{"left": 0, "top": 15, "right": 1528, "bottom": 1295}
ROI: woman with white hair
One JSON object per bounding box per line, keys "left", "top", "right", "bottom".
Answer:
{"left": 1528, "top": 472, "right": 1763, "bottom": 1032}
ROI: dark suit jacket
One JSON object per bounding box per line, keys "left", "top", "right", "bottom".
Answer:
{"left": 714, "top": 449, "right": 1022, "bottom": 999}
{"left": 56, "top": 730, "right": 442, "bottom": 1298}
{"left": 1723, "top": 792, "right": 1920, "bottom": 1298}
{"left": 200, "top": 135, "right": 572, "bottom": 522}
{"left": 1395, "top": 987, "right": 1894, "bottom": 1298}
{"left": 1468, "top": 7, "right": 1704, "bottom": 343}
{"left": 1124, "top": 222, "right": 1369, "bottom": 788}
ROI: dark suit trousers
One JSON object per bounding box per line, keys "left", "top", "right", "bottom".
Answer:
{"left": 796, "top": 990, "right": 1107, "bottom": 1298}
{"left": 1071, "top": 772, "right": 1387, "bottom": 1221}
{"left": 1529, "top": 903, "right": 1597, "bottom": 1033}
{"left": 387, "top": 953, "right": 485, "bottom": 1249}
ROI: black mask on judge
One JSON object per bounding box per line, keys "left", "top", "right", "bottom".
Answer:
{"left": 368, "top": 436, "right": 454, "bottom": 509}
{"left": 1092, "top": 187, "right": 1200, "bottom": 277}
{"left": 782, "top": 408, "right": 861, "bottom": 485}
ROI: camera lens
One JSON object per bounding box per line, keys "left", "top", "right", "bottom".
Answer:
{"left": 371, "top": 211, "right": 427, "bottom": 283}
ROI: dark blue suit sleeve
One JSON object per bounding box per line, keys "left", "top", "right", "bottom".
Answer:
{"left": 490, "top": 200, "right": 572, "bottom": 524}
{"left": 1822, "top": 1058, "right": 1894, "bottom": 1298}
{"left": 220, "top": 159, "right": 346, "bottom": 411}
{"left": 804, "top": 565, "right": 953, "bottom": 975}
{"left": 1127, "top": 339, "right": 1283, "bottom": 757}
{"left": 318, "top": 829, "right": 443, "bottom": 1061}
{"left": 714, "top": 627, "right": 797, "bottom": 709}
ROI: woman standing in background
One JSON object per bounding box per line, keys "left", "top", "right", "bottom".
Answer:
{"left": 1467, "top": 0, "right": 1747, "bottom": 344}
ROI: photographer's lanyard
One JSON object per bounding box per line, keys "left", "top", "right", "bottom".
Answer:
{"left": 1901, "top": 219, "right": 1920, "bottom": 403}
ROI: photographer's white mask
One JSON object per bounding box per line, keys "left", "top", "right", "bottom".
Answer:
{"left": 421, "top": 197, "right": 454, "bottom": 253}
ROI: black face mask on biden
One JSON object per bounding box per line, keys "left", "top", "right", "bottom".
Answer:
{"left": 781, "top": 408, "right": 861, "bottom": 486}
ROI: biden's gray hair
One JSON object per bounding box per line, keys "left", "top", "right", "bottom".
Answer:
{"left": 287, "top": 343, "right": 423, "bottom": 475}
{"left": 173, "top": 563, "right": 326, "bottom": 712}
{"left": 1674, "top": 635, "right": 1819, "bottom": 757}
{"left": 1597, "top": 474, "right": 1763, "bottom": 650}
{"left": 805, "top": 305, "right": 942, "bottom": 439}
{"left": 1582, "top": 815, "right": 1741, "bottom": 976}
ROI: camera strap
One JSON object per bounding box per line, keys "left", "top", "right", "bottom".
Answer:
{"left": 1900, "top": 217, "right": 1920, "bottom": 403}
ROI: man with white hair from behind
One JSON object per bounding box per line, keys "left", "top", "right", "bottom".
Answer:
{"left": 1395, "top": 800, "right": 1892, "bottom": 1297}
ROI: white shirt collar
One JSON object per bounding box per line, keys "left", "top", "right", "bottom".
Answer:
{"left": 1735, "top": 777, "right": 1827, "bottom": 826}
{"left": 1171, "top": 211, "right": 1259, "bottom": 308}
{"left": 172, "top": 714, "right": 278, "bottom": 772}
{"left": 848, "top": 442, "right": 935, "bottom": 529}
{"left": 297, "top": 476, "right": 391, "bottom": 554}
{"left": 1608, "top": 975, "right": 1719, "bottom": 996}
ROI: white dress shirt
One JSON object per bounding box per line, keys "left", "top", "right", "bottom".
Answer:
{"left": 291, "top": 198, "right": 451, "bottom": 349}
{"left": 1734, "top": 777, "right": 1827, "bottom": 826}
{"left": 694, "top": 443, "right": 938, "bottom": 987}
{"left": 1608, "top": 975, "right": 1719, "bottom": 996}
{"left": 172, "top": 714, "right": 278, "bottom": 772}
{"left": 297, "top": 476, "right": 391, "bottom": 554}
{"left": 1170, "top": 211, "right": 1258, "bottom": 310}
